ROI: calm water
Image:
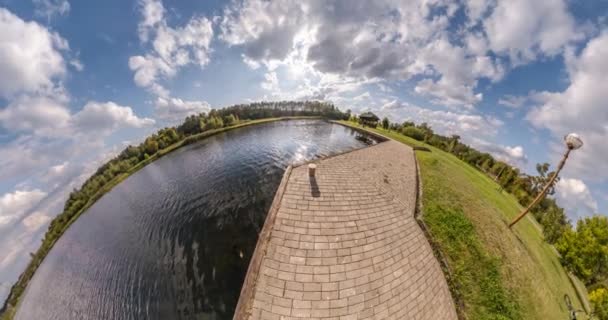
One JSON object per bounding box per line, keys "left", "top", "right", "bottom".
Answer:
{"left": 16, "top": 120, "right": 377, "bottom": 320}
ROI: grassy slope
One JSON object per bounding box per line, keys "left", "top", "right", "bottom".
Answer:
{"left": 0, "top": 117, "right": 319, "bottom": 320}
{"left": 339, "top": 121, "right": 584, "bottom": 319}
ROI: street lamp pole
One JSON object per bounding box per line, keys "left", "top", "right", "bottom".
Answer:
{"left": 508, "top": 133, "right": 583, "bottom": 229}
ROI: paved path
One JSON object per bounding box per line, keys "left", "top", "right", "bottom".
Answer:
{"left": 236, "top": 140, "right": 457, "bottom": 320}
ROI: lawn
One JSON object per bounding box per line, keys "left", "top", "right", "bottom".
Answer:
{"left": 339, "top": 121, "right": 585, "bottom": 320}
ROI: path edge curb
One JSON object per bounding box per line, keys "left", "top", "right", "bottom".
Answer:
{"left": 412, "top": 150, "right": 467, "bottom": 320}
{"left": 233, "top": 165, "right": 293, "bottom": 320}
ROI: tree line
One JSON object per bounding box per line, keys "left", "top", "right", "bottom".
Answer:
{"left": 1, "top": 100, "right": 350, "bottom": 315}
{"left": 374, "top": 116, "right": 608, "bottom": 317}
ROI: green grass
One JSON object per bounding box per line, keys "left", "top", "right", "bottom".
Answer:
{"left": 0, "top": 116, "right": 319, "bottom": 320}
{"left": 339, "top": 121, "right": 585, "bottom": 320}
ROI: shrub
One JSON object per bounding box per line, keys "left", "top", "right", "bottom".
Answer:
{"left": 590, "top": 288, "right": 608, "bottom": 320}
{"left": 401, "top": 126, "right": 425, "bottom": 141}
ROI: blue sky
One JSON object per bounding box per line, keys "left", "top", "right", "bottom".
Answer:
{"left": 0, "top": 0, "right": 607, "bottom": 301}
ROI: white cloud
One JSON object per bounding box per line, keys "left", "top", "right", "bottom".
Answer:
{"left": 32, "top": 0, "right": 70, "bottom": 20}
{"left": 498, "top": 94, "right": 527, "bottom": 108}
{"left": 130, "top": 0, "right": 214, "bottom": 97}
{"left": 527, "top": 32, "right": 608, "bottom": 182}
{"left": 217, "top": 0, "right": 584, "bottom": 110}
{"left": 0, "top": 190, "right": 47, "bottom": 227}
{"left": 0, "top": 98, "right": 154, "bottom": 138}
{"left": 483, "top": 0, "right": 581, "bottom": 63}
{"left": 413, "top": 38, "right": 503, "bottom": 108}
{"left": 71, "top": 101, "right": 155, "bottom": 133}
{"left": 21, "top": 211, "right": 51, "bottom": 231}
{"left": 0, "top": 8, "right": 67, "bottom": 98}
{"left": 0, "top": 96, "right": 70, "bottom": 133}
{"left": 555, "top": 178, "right": 599, "bottom": 220}
{"left": 261, "top": 71, "right": 279, "bottom": 92}
{"left": 415, "top": 78, "right": 482, "bottom": 109}
{"left": 137, "top": 0, "right": 165, "bottom": 42}
{"left": 470, "top": 138, "right": 528, "bottom": 165}
{"left": 155, "top": 96, "right": 210, "bottom": 122}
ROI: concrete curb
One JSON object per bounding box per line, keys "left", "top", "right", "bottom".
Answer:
{"left": 412, "top": 153, "right": 466, "bottom": 320}
{"left": 233, "top": 165, "right": 293, "bottom": 320}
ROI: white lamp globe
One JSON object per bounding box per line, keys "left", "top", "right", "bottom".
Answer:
{"left": 564, "top": 133, "right": 583, "bottom": 150}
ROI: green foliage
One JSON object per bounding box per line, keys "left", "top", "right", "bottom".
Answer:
{"left": 381, "top": 117, "right": 389, "bottom": 129}
{"left": 401, "top": 126, "right": 425, "bottom": 141}
{"left": 223, "top": 114, "right": 237, "bottom": 126}
{"left": 204, "top": 116, "right": 224, "bottom": 130}
{"left": 557, "top": 216, "right": 608, "bottom": 285}
{"left": 590, "top": 288, "right": 608, "bottom": 320}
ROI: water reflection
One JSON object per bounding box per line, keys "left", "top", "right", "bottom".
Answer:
{"left": 16, "top": 120, "right": 379, "bottom": 320}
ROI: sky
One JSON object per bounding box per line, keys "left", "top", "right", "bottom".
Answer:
{"left": 0, "top": 0, "right": 607, "bottom": 302}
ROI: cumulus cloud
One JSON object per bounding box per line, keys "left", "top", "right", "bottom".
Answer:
{"left": 555, "top": 178, "right": 599, "bottom": 220}
{"left": 261, "top": 71, "right": 279, "bottom": 92}
{"left": 527, "top": 32, "right": 608, "bottom": 182}
{"left": 469, "top": 138, "right": 528, "bottom": 165}
{"left": 0, "top": 190, "right": 47, "bottom": 227}
{"left": 0, "top": 96, "right": 70, "bottom": 133}
{"left": 484, "top": 0, "right": 581, "bottom": 63}
{"left": 155, "top": 96, "right": 210, "bottom": 122}
{"left": 130, "top": 0, "right": 214, "bottom": 97}
{"left": 0, "top": 98, "right": 154, "bottom": 138}
{"left": 0, "top": 8, "right": 68, "bottom": 98}
{"left": 71, "top": 101, "right": 155, "bottom": 132}
{"left": 219, "top": 0, "right": 578, "bottom": 109}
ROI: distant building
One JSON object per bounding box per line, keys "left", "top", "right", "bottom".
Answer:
{"left": 359, "top": 112, "right": 379, "bottom": 127}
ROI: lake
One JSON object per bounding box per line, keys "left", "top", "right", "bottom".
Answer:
{"left": 15, "top": 120, "right": 378, "bottom": 320}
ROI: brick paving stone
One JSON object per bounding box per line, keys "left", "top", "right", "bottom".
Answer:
{"left": 237, "top": 140, "right": 457, "bottom": 320}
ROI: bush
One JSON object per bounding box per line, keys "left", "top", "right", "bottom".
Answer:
{"left": 590, "top": 288, "right": 608, "bottom": 320}
{"left": 401, "top": 126, "right": 425, "bottom": 141}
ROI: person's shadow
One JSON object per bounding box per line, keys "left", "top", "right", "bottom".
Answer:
{"left": 309, "top": 176, "right": 321, "bottom": 198}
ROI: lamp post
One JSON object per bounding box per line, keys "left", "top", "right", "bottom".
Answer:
{"left": 508, "top": 133, "right": 583, "bottom": 228}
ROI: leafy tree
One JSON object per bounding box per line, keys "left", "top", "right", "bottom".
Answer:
{"left": 449, "top": 134, "right": 460, "bottom": 152}
{"left": 144, "top": 138, "right": 159, "bottom": 155}
{"left": 223, "top": 114, "right": 237, "bottom": 126}
{"left": 557, "top": 216, "right": 608, "bottom": 285}
{"left": 204, "top": 116, "right": 224, "bottom": 130}
{"left": 417, "top": 122, "right": 434, "bottom": 142}
{"left": 382, "top": 117, "right": 390, "bottom": 130}
{"left": 539, "top": 204, "right": 569, "bottom": 244}
{"left": 590, "top": 288, "right": 608, "bottom": 320}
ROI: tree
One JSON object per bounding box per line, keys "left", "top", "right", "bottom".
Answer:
{"left": 144, "top": 138, "right": 159, "bottom": 155}
{"left": 417, "top": 122, "right": 434, "bottom": 142}
{"left": 590, "top": 288, "right": 608, "bottom": 320}
{"left": 557, "top": 216, "right": 608, "bottom": 285}
{"left": 223, "top": 114, "right": 237, "bottom": 126}
{"left": 539, "top": 204, "right": 569, "bottom": 244}
{"left": 204, "top": 116, "right": 224, "bottom": 130}
{"left": 382, "top": 117, "right": 390, "bottom": 130}
{"left": 449, "top": 134, "right": 460, "bottom": 152}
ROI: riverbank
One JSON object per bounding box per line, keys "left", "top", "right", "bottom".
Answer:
{"left": 337, "top": 121, "right": 585, "bottom": 319}
{"left": 0, "top": 116, "right": 321, "bottom": 320}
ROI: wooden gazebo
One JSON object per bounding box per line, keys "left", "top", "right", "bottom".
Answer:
{"left": 359, "top": 112, "right": 379, "bottom": 127}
